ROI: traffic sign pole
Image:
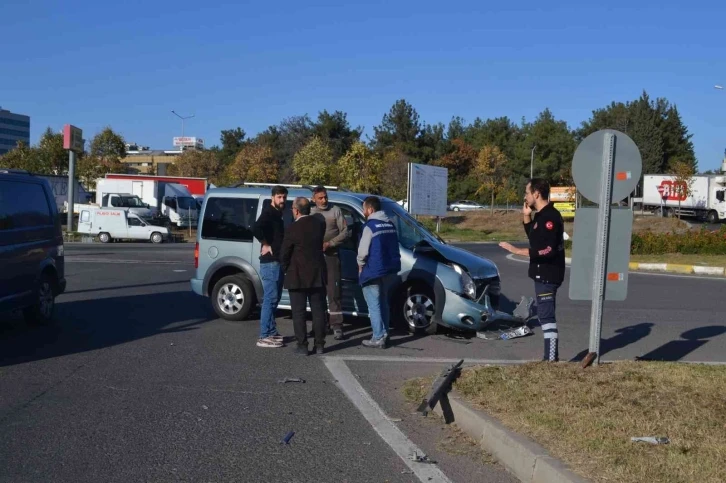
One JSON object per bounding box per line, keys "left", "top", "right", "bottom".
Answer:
{"left": 587, "top": 133, "right": 615, "bottom": 364}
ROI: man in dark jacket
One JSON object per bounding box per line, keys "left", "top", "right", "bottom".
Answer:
{"left": 280, "top": 197, "right": 328, "bottom": 355}
{"left": 499, "top": 178, "right": 565, "bottom": 362}
{"left": 357, "top": 196, "right": 401, "bottom": 349}
{"left": 253, "top": 185, "right": 288, "bottom": 348}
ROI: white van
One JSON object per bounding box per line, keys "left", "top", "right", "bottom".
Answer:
{"left": 77, "top": 207, "right": 170, "bottom": 243}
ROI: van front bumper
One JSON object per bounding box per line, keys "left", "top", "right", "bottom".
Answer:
{"left": 441, "top": 289, "right": 525, "bottom": 332}
{"left": 191, "top": 278, "right": 204, "bottom": 296}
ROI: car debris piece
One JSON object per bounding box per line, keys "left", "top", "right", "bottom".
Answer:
{"left": 631, "top": 436, "right": 669, "bottom": 444}
{"left": 401, "top": 470, "right": 414, "bottom": 474}
{"left": 417, "top": 359, "right": 463, "bottom": 419}
{"left": 409, "top": 451, "right": 437, "bottom": 464}
{"left": 278, "top": 377, "right": 305, "bottom": 384}
{"left": 281, "top": 431, "right": 295, "bottom": 444}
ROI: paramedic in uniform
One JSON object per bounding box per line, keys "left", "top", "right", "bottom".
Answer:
{"left": 499, "top": 178, "right": 566, "bottom": 362}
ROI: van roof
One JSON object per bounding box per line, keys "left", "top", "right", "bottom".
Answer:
{"left": 206, "top": 186, "right": 395, "bottom": 205}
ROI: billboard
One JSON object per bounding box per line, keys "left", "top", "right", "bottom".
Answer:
{"left": 63, "top": 124, "right": 84, "bottom": 152}
{"left": 550, "top": 186, "right": 576, "bottom": 219}
{"left": 173, "top": 137, "right": 204, "bottom": 148}
{"left": 407, "top": 163, "right": 448, "bottom": 217}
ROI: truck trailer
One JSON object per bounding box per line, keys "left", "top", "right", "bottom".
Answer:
{"left": 639, "top": 174, "right": 726, "bottom": 223}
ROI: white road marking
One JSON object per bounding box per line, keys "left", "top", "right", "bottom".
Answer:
{"left": 322, "top": 357, "right": 455, "bottom": 483}
{"left": 505, "top": 253, "right": 726, "bottom": 281}
{"left": 328, "top": 355, "right": 534, "bottom": 364}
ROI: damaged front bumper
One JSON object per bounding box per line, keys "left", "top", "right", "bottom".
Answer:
{"left": 441, "top": 287, "right": 533, "bottom": 332}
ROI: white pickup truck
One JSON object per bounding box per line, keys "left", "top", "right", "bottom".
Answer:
{"left": 76, "top": 207, "right": 170, "bottom": 243}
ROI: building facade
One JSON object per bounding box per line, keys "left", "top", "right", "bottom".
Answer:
{"left": 0, "top": 108, "right": 30, "bottom": 155}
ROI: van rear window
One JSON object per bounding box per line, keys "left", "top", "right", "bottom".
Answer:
{"left": 0, "top": 180, "right": 53, "bottom": 230}
{"left": 201, "top": 197, "right": 259, "bottom": 242}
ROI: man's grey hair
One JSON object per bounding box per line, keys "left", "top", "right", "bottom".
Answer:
{"left": 293, "top": 196, "right": 311, "bottom": 215}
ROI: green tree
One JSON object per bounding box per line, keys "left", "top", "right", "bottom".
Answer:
{"left": 515, "top": 109, "right": 576, "bottom": 184}
{"left": 337, "top": 142, "right": 383, "bottom": 193}
{"left": 434, "top": 138, "right": 477, "bottom": 180}
{"left": 371, "top": 99, "right": 421, "bottom": 158}
{"left": 0, "top": 141, "right": 46, "bottom": 173}
{"left": 168, "top": 150, "right": 224, "bottom": 184}
{"left": 418, "top": 122, "right": 448, "bottom": 163}
{"left": 312, "top": 110, "right": 362, "bottom": 161}
{"left": 227, "top": 142, "right": 278, "bottom": 184}
{"left": 218, "top": 127, "right": 246, "bottom": 166}
{"left": 292, "top": 136, "right": 334, "bottom": 185}
{"left": 37, "top": 127, "right": 67, "bottom": 174}
{"left": 475, "top": 145, "right": 508, "bottom": 213}
{"left": 89, "top": 127, "right": 127, "bottom": 173}
{"left": 464, "top": 116, "right": 521, "bottom": 161}
{"left": 379, "top": 148, "right": 411, "bottom": 201}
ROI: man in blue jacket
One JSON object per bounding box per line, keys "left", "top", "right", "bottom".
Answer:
{"left": 357, "top": 196, "right": 401, "bottom": 348}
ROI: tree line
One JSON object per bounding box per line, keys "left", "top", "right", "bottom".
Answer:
{"left": 0, "top": 90, "right": 698, "bottom": 202}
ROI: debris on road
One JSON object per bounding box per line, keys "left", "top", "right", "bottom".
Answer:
{"left": 409, "top": 451, "right": 436, "bottom": 464}
{"left": 202, "top": 405, "right": 208, "bottom": 410}
{"left": 278, "top": 377, "right": 305, "bottom": 384}
{"left": 476, "top": 325, "right": 532, "bottom": 340}
{"left": 281, "top": 431, "right": 295, "bottom": 444}
{"left": 631, "top": 436, "right": 670, "bottom": 444}
{"left": 401, "top": 470, "right": 414, "bottom": 474}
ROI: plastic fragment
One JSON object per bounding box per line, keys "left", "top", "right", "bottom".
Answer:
{"left": 281, "top": 431, "right": 295, "bottom": 444}
{"left": 631, "top": 436, "right": 669, "bottom": 444}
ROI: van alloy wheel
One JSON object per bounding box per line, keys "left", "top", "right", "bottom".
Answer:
{"left": 218, "top": 283, "right": 245, "bottom": 315}
{"left": 38, "top": 280, "right": 54, "bottom": 320}
{"left": 151, "top": 232, "right": 163, "bottom": 243}
{"left": 211, "top": 274, "right": 255, "bottom": 321}
{"left": 99, "top": 233, "right": 110, "bottom": 243}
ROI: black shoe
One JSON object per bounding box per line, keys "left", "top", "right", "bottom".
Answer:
{"left": 294, "top": 344, "right": 309, "bottom": 355}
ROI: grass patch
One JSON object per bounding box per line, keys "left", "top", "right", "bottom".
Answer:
{"left": 452, "top": 361, "right": 726, "bottom": 483}
{"left": 564, "top": 250, "right": 726, "bottom": 267}
{"left": 401, "top": 376, "right": 433, "bottom": 404}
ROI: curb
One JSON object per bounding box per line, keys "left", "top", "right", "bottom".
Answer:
{"left": 433, "top": 391, "right": 590, "bottom": 483}
{"left": 563, "top": 257, "right": 725, "bottom": 277}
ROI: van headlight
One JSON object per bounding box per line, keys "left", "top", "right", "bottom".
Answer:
{"left": 452, "top": 263, "right": 476, "bottom": 299}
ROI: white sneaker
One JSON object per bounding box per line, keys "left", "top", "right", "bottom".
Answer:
{"left": 257, "top": 337, "right": 282, "bottom": 348}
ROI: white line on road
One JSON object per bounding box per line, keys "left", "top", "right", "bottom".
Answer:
{"left": 505, "top": 254, "right": 726, "bottom": 281}
{"left": 328, "top": 355, "right": 534, "bottom": 364}
{"left": 322, "top": 357, "right": 454, "bottom": 483}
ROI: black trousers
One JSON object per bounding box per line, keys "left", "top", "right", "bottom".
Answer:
{"left": 289, "top": 287, "right": 327, "bottom": 347}
{"left": 324, "top": 253, "right": 343, "bottom": 329}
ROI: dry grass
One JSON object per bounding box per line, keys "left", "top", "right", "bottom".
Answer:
{"left": 452, "top": 361, "right": 726, "bottom": 483}
{"left": 629, "top": 253, "right": 726, "bottom": 267}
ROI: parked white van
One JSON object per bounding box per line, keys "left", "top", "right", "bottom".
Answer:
{"left": 77, "top": 207, "right": 169, "bottom": 243}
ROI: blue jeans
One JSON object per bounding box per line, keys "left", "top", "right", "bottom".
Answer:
{"left": 260, "top": 262, "right": 284, "bottom": 339}
{"left": 362, "top": 274, "right": 396, "bottom": 340}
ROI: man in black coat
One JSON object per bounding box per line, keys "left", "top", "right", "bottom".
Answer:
{"left": 280, "top": 197, "right": 328, "bottom": 355}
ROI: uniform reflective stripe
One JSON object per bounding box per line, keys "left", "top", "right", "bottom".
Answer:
{"left": 541, "top": 323, "right": 557, "bottom": 331}
{"left": 544, "top": 332, "right": 559, "bottom": 339}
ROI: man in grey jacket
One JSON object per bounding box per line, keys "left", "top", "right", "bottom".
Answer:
{"left": 311, "top": 186, "right": 350, "bottom": 340}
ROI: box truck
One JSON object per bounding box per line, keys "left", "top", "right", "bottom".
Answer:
{"left": 95, "top": 178, "right": 199, "bottom": 228}
{"left": 640, "top": 174, "right": 726, "bottom": 223}
{"left": 104, "top": 174, "right": 208, "bottom": 196}
{"left": 76, "top": 207, "right": 170, "bottom": 243}
{"left": 35, "top": 174, "right": 93, "bottom": 213}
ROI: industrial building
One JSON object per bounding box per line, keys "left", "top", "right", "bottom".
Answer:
{"left": 0, "top": 108, "right": 30, "bottom": 155}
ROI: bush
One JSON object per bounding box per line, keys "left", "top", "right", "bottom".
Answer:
{"left": 631, "top": 225, "right": 726, "bottom": 255}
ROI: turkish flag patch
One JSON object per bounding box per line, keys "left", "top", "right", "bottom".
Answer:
{"left": 545, "top": 221, "right": 554, "bottom": 230}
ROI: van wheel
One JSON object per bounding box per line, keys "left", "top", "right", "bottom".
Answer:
{"left": 23, "top": 273, "right": 55, "bottom": 325}
{"left": 212, "top": 275, "right": 254, "bottom": 321}
{"left": 150, "top": 232, "right": 163, "bottom": 244}
{"left": 707, "top": 210, "right": 718, "bottom": 224}
{"left": 99, "top": 232, "right": 111, "bottom": 243}
{"left": 400, "top": 283, "right": 437, "bottom": 335}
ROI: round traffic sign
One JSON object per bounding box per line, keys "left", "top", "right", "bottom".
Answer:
{"left": 571, "top": 129, "right": 642, "bottom": 204}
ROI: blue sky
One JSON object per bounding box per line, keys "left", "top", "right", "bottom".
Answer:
{"left": 3, "top": 0, "right": 725, "bottom": 170}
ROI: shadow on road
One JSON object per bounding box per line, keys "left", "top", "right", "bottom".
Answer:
{"left": 0, "top": 291, "right": 215, "bottom": 367}
{"left": 569, "top": 322, "right": 655, "bottom": 362}
{"left": 63, "top": 280, "right": 187, "bottom": 295}
{"left": 636, "top": 325, "right": 726, "bottom": 362}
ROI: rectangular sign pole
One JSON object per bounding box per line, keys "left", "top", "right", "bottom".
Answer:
{"left": 588, "top": 132, "right": 616, "bottom": 365}
{"left": 66, "top": 150, "right": 76, "bottom": 233}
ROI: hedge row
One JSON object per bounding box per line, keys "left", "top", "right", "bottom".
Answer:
{"left": 564, "top": 226, "right": 726, "bottom": 255}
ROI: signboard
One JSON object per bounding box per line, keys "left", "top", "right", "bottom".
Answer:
{"left": 173, "top": 137, "right": 204, "bottom": 148}
{"left": 63, "top": 124, "right": 83, "bottom": 152}
{"left": 406, "top": 163, "right": 448, "bottom": 217}
{"left": 550, "top": 186, "right": 576, "bottom": 219}
{"left": 569, "top": 129, "right": 642, "bottom": 365}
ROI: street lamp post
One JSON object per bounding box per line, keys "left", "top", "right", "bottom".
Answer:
{"left": 171, "top": 110, "right": 195, "bottom": 139}
{"left": 530, "top": 145, "right": 536, "bottom": 179}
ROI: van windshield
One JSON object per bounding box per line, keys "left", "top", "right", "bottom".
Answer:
{"left": 381, "top": 201, "right": 442, "bottom": 249}
{"left": 176, "top": 196, "right": 196, "bottom": 210}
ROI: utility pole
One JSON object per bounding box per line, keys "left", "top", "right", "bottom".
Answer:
{"left": 171, "top": 110, "right": 194, "bottom": 139}
{"left": 530, "top": 145, "right": 536, "bottom": 179}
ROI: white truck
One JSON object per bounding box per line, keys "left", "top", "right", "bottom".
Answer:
{"left": 639, "top": 174, "right": 726, "bottom": 223}
{"left": 96, "top": 178, "right": 199, "bottom": 228}
{"left": 76, "top": 207, "right": 170, "bottom": 243}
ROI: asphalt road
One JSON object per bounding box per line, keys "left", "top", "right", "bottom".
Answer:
{"left": 1, "top": 241, "right": 725, "bottom": 482}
